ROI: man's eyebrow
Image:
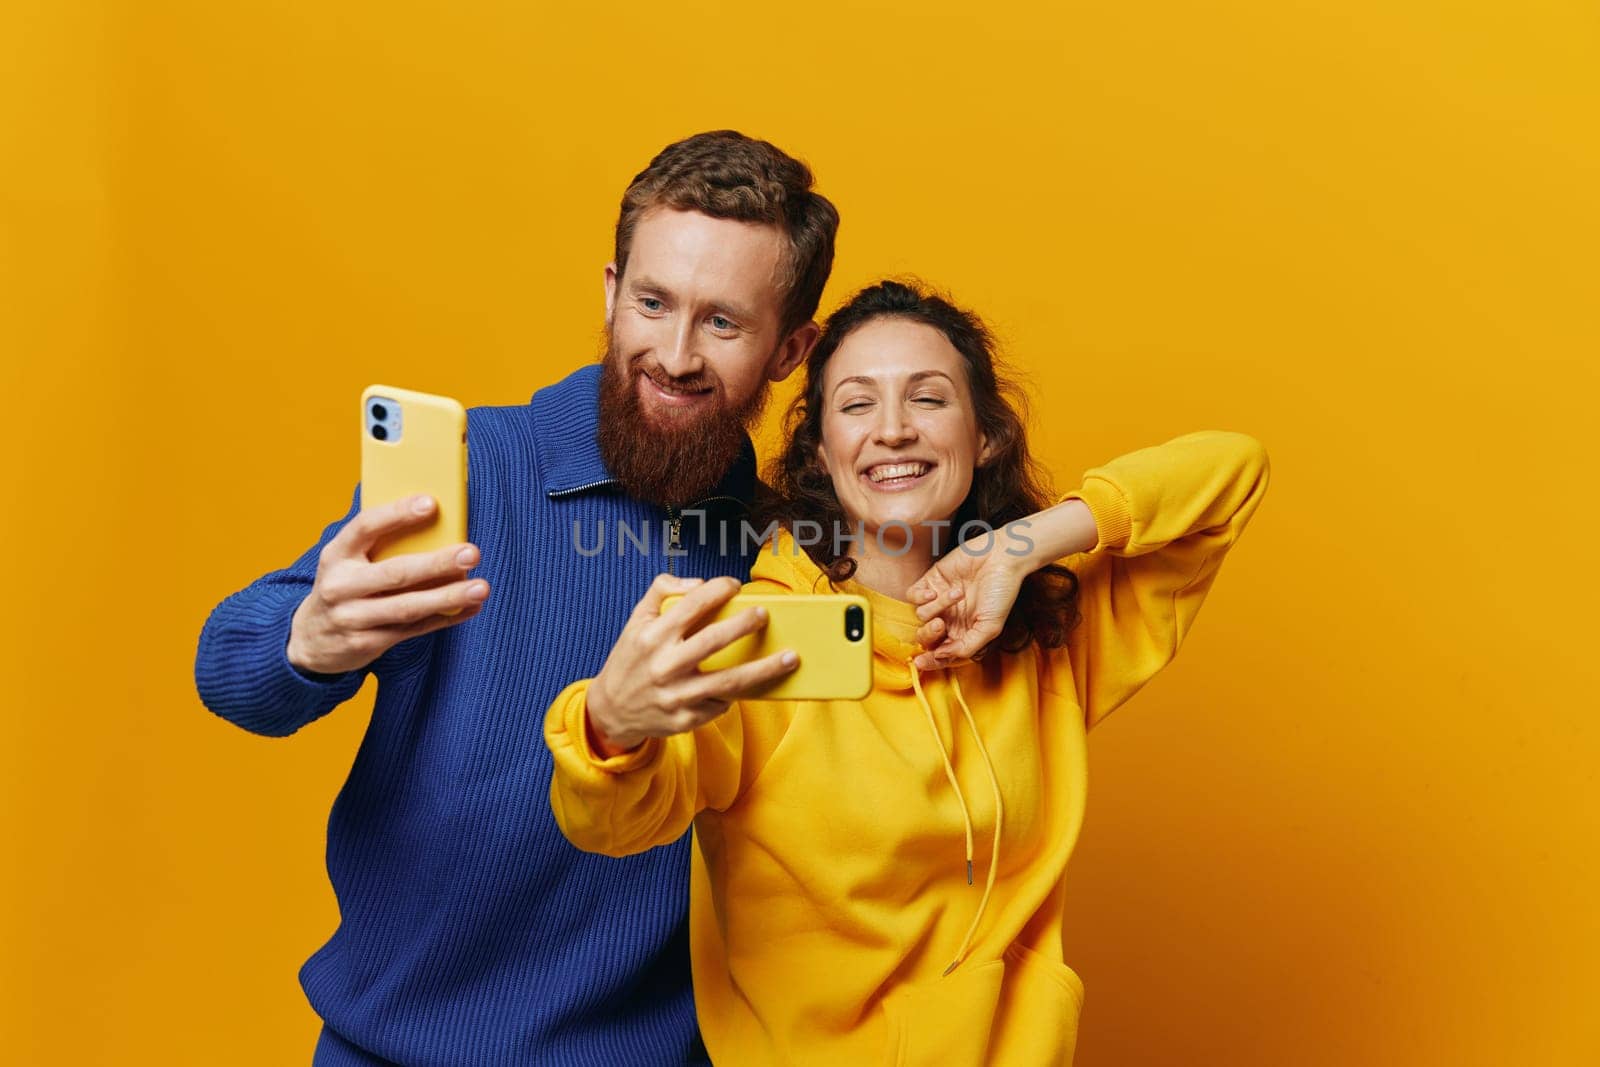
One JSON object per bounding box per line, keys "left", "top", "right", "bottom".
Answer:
{"left": 713, "top": 298, "right": 760, "bottom": 324}
{"left": 627, "top": 277, "right": 759, "bottom": 324}
{"left": 830, "top": 370, "right": 955, "bottom": 399}
{"left": 628, "top": 276, "right": 669, "bottom": 296}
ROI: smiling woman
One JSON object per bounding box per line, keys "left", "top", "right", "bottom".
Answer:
{"left": 770, "top": 279, "right": 1080, "bottom": 653}
{"left": 545, "top": 276, "right": 1271, "bottom": 1065}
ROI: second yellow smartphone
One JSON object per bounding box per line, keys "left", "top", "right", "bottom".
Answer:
{"left": 360, "top": 384, "right": 468, "bottom": 563}
{"left": 662, "top": 593, "right": 874, "bottom": 701}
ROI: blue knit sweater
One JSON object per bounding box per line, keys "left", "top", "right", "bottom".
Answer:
{"left": 195, "top": 365, "right": 761, "bottom": 1066}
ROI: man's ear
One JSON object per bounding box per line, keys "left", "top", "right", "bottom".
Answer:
{"left": 603, "top": 263, "right": 619, "bottom": 324}
{"left": 770, "top": 320, "right": 820, "bottom": 382}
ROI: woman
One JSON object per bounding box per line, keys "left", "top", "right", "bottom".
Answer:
{"left": 544, "top": 280, "right": 1270, "bottom": 1065}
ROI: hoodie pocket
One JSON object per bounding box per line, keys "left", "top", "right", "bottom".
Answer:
{"left": 881, "top": 946, "right": 1085, "bottom": 1066}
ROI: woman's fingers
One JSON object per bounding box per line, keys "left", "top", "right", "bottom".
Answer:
{"left": 661, "top": 605, "right": 768, "bottom": 675}
{"left": 690, "top": 650, "right": 799, "bottom": 704}
{"left": 914, "top": 585, "right": 963, "bottom": 623}
{"left": 914, "top": 616, "right": 946, "bottom": 649}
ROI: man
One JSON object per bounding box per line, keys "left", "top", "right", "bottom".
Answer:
{"left": 195, "top": 130, "right": 838, "bottom": 1066}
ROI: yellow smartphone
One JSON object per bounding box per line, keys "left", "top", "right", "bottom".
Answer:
{"left": 360, "top": 384, "right": 468, "bottom": 563}
{"left": 661, "top": 593, "right": 874, "bottom": 701}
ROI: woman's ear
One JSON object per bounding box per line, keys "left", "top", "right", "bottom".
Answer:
{"left": 976, "top": 433, "right": 995, "bottom": 468}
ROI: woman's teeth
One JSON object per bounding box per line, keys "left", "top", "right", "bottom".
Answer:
{"left": 866, "top": 462, "right": 930, "bottom": 483}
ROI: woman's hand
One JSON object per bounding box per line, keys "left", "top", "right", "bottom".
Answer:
{"left": 586, "top": 575, "right": 798, "bottom": 756}
{"left": 909, "top": 501, "right": 1099, "bottom": 670}
{"left": 907, "top": 539, "right": 1029, "bottom": 670}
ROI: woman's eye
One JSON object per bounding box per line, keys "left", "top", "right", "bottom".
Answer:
{"left": 841, "top": 401, "right": 872, "bottom": 413}
{"left": 912, "top": 395, "right": 948, "bottom": 407}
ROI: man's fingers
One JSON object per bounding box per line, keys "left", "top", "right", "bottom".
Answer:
{"left": 333, "top": 541, "right": 480, "bottom": 601}
{"left": 328, "top": 495, "right": 440, "bottom": 561}
{"left": 330, "top": 578, "right": 490, "bottom": 630}
{"left": 385, "top": 599, "right": 487, "bottom": 643}
{"left": 325, "top": 599, "right": 486, "bottom": 668}
{"left": 665, "top": 606, "right": 768, "bottom": 674}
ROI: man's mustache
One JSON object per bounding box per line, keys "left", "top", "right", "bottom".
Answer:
{"left": 633, "top": 358, "right": 719, "bottom": 397}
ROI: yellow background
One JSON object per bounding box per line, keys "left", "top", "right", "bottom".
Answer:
{"left": 5, "top": 1, "right": 1597, "bottom": 1063}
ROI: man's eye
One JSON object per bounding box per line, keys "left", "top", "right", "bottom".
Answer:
{"left": 640, "top": 297, "right": 664, "bottom": 312}
{"left": 710, "top": 315, "right": 734, "bottom": 331}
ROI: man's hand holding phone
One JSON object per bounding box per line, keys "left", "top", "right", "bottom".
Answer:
{"left": 286, "top": 495, "right": 490, "bottom": 676}
{"left": 585, "top": 575, "right": 798, "bottom": 758}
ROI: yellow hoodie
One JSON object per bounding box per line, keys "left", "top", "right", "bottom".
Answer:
{"left": 545, "top": 430, "right": 1270, "bottom": 1066}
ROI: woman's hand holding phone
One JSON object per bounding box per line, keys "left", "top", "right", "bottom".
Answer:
{"left": 286, "top": 495, "right": 490, "bottom": 676}
{"left": 585, "top": 575, "right": 798, "bottom": 758}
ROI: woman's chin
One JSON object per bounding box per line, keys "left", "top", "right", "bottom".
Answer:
{"left": 852, "top": 507, "right": 962, "bottom": 543}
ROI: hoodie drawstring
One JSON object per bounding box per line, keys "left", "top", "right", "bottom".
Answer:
{"left": 910, "top": 664, "right": 975, "bottom": 886}
{"left": 945, "top": 673, "right": 1004, "bottom": 976}
{"left": 909, "top": 661, "right": 1006, "bottom": 977}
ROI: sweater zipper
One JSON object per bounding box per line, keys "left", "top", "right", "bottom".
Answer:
{"left": 666, "top": 506, "right": 681, "bottom": 577}
{"left": 547, "top": 484, "right": 741, "bottom": 574}
{"left": 546, "top": 478, "right": 618, "bottom": 499}
{"left": 665, "top": 494, "right": 750, "bottom": 576}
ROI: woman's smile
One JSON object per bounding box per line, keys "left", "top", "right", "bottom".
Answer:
{"left": 861, "top": 459, "right": 938, "bottom": 490}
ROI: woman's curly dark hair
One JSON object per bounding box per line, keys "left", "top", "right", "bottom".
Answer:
{"left": 760, "top": 278, "right": 1081, "bottom": 652}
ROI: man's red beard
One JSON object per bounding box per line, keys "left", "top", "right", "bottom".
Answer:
{"left": 596, "top": 339, "right": 771, "bottom": 507}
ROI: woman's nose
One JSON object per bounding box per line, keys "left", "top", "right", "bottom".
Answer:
{"left": 874, "top": 409, "right": 918, "bottom": 446}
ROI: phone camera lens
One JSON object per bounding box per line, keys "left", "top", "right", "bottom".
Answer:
{"left": 371, "top": 424, "right": 388, "bottom": 441}
{"left": 844, "top": 604, "right": 865, "bottom": 642}
{"left": 371, "top": 403, "right": 388, "bottom": 420}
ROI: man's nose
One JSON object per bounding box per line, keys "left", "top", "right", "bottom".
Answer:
{"left": 657, "top": 321, "right": 704, "bottom": 379}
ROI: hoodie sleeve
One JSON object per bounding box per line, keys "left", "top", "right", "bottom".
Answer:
{"left": 1045, "top": 430, "right": 1270, "bottom": 730}
{"left": 545, "top": 678, "right": 761, "bottom": 858}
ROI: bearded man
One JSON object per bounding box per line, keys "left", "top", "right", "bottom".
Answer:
{"left": 195, "top": 131, "right": 837, "bottom": 1067}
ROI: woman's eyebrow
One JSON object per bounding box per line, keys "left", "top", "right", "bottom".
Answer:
{"left": 831, "top": 370, "right": 955, "bottom": 399}
{"left": 831, "top": 375, "right": 878, "bottom": 398}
